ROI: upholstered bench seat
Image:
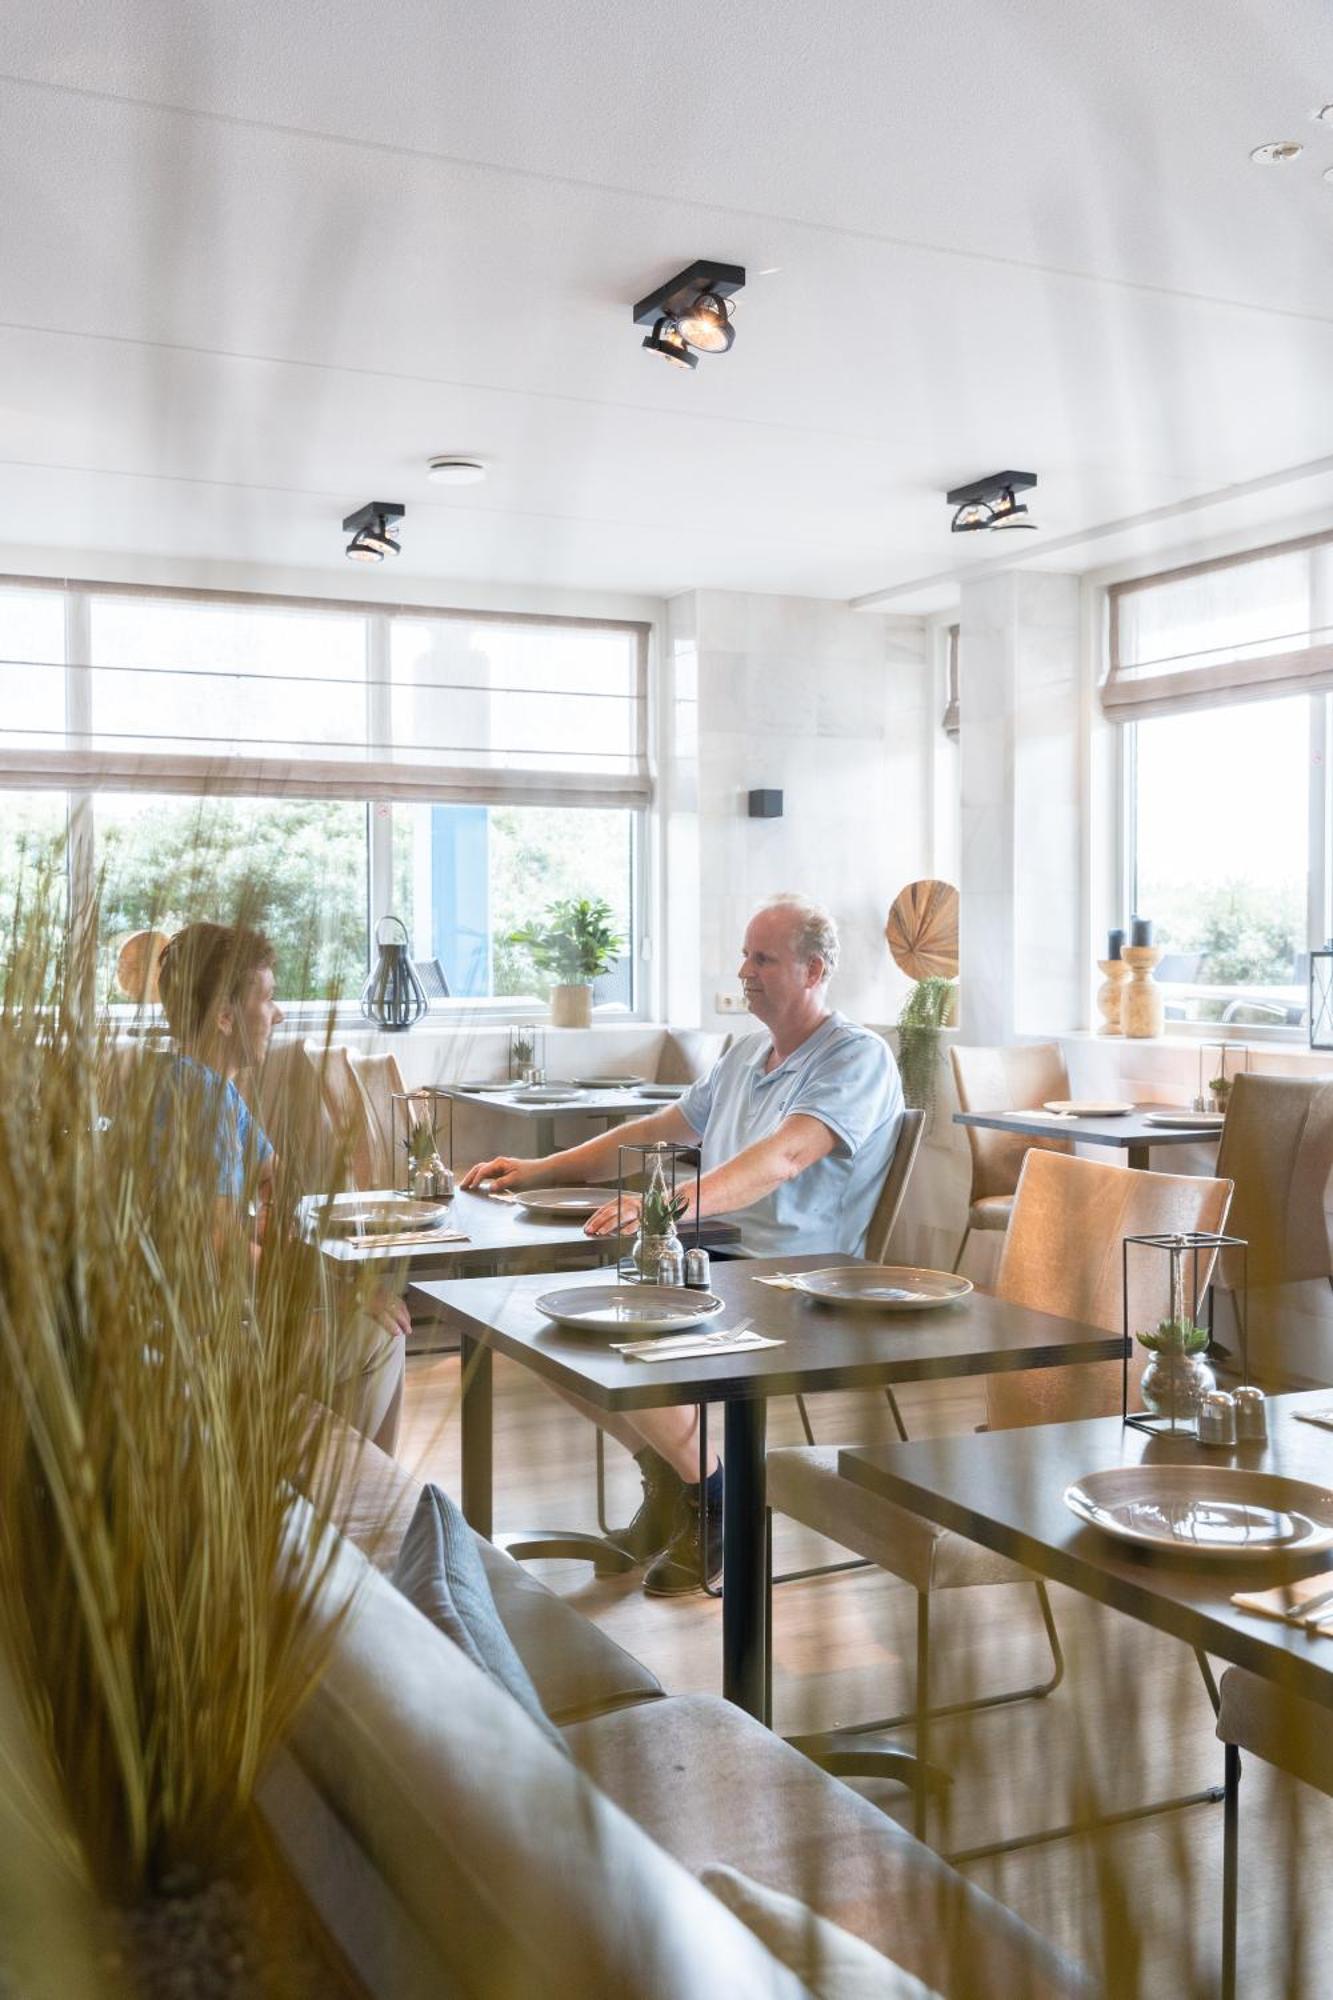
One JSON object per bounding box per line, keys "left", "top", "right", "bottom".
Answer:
{"left": 566, "top": 1691, "right": 1092, "bottom": 1999}
{"left": 766, "top": 1445, "right": 1030, "bottom": 1592}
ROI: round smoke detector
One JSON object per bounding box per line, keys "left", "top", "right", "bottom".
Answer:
{"left": 427, "top": 457, "right": 487, "bottom": 485}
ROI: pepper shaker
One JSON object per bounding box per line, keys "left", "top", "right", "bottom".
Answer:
{"left": 1233, "top": 1386, "right": 1268, "bottom": 1443}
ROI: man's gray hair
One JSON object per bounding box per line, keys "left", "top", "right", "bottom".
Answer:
{"left": 759, "top": 895, "right": 840, "bottom": 981}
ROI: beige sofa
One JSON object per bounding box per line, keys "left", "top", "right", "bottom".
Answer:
{"left": 259, "top": 1439, "right": 1095, "bottom": 1999}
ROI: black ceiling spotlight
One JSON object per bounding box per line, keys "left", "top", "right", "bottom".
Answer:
{"left": 633, "top": 259, "right": 745, "bottom": 367}
{"left": 641, "top": 317, "right": 698, "bottom": 370}
{"left": 343, "top": 501, "right": 404, "bottom": 563}
{"left": 947, "top": 470, "right": 1038, "bottom": 535}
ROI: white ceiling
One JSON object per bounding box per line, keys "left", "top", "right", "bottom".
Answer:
{"left": 3, "top": 0, "right": 1333, "bottom": 603}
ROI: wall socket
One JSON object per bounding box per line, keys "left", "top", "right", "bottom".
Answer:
{"left": 715, "top": 992, "right": 747, "bottom": 1013}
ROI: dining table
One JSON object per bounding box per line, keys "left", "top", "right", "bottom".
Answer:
{"left": 308, "top": 1184, "right": 735, "bottom": 1278}
{"left": 838, "top": 1392, "right": 1333, "bottom": 1711}
{"left": 952, "top": 1103, "right": 1224, "bottom": 1172}
{"left": 439, "top": 1080, "right": 681, "bottom": 1158}
{"left": 416, "top": 1255, "right": 1128, "bottom": 1719}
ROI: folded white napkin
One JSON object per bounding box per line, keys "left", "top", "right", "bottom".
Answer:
{"left": 345, "top": 1229, "right": 470, "bottom": 1250}
{"left": 1293, "top": 1408, "right": 1333, "bottom": 1433}
{"left": 1230, "top": 1569, "right": 1333, "bottom": 1635}
{"left": 754, "top": 1274, "right": 801, "bottom": 1290}
{"left": 614, "top": 1329, "right": 782, "bottom": 1362}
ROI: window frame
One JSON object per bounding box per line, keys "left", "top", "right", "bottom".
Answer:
{"left": 1123, "top": 688, "right": 1330, "bottom": 1041}
{"left": 0, "top": 575, "right": 653, "bottom": 1025}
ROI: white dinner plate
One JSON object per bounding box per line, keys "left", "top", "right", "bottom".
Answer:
{"left": 512, "top": 1085, "right": 585, "bottom": 1104}
{"left": 513, "top": 1186, "right": 615, "bottom": 1218}
{"left": 572, "top": 1075, "right": 646, "bottom": 1090}
{"left": 1042, "top": 1100, "right": 1136, "bottom": 1118}
{"left": 535, "top": 1284, "right": 725, "bottom": 1335}
{"left": 317, "top": 1195, "right": 455, "bottom": 1237}
{"left": 636, "top": 1083, "right": 689, "bottom": 1100}
{"left": 1064, "top": 1466, "right": 1333, "bottom": 1558}
{"left": 1141, "top": 1111, "right": 1226, "bottom": 1130}
{"left": 789, "top": 1265, "right": 974, "bottom": 1310}
{"left": 454, "top": 1079, "right": 515, "bottom": 1093}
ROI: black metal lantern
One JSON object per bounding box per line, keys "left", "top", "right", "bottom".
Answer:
{"left": 360, "top": 915, "right": 428, "bottom": 1032}
{"left": 1311, "top": 944, "right": 1333, "bottom": 1050}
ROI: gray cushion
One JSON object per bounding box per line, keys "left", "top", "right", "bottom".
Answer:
{"left": 766, "top": 1446, "right": 1031, "bottom": 1593}
{"left": 566, "top": 1693, "right": 1095, "bottom": 1998}
{"left": 392, "top": 1484, "right": 566, "bottom": 1751}
{"left": 332, "top": 1425, "right": 664, "bottom": 1724}
{"left": 703, "top": 1864, "right": 942, "bottom": 1997}
{"left": 1216, "top": 1666, "right": 1333, "bottom": 1796}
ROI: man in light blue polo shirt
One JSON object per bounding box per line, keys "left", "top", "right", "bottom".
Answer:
{"left": 461, "top": 895, "right": 903, "bottom": 1593}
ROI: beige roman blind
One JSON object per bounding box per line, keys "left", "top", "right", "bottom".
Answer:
{"left": 1103, "top": 530, "right": 1333, "bottom": 723}
{"left": 0, "top": 577, "right": 651, "bottom": 810}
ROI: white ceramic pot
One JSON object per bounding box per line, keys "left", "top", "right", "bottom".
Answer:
{"left": 549, "top": 983, "right": 592, "bottom": 1029}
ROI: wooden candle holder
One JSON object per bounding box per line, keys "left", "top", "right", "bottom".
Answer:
{"left": 1096, "top": 958, "right": 1129, "bottom": 1036}
{"left": 1122, "top": 945, "right": 1164, "bottom": 1039}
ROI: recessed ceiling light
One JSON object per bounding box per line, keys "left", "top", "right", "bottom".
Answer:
{"left": 675, "top": 291, "right": 736, "bottom": 354}
{"left": 632, "top": 259, "right": 745, "bottom": 369}
{"left": 1250, "top": 139, "right": 1304, "bottom": 164}
{"left": 342, "top": 501, "right": 404, "bottom": 563}
{"left": 427, "top": 457, "right": 487, "bottom": 485}
{"left": 641, "top": 317, "right": 698, "bottom": 370}
{"left": 946, "top": 470, "right": 1039, "bottom": 536}
{"left": 758, "top": 266, "right": 782, "bottom": 276}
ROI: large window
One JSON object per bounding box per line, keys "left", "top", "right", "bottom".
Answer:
{"left": 1111, "top": 534, "right": 1333, "bottom": 1030}
{"left": 0, "top": 580, "right": 650, "bottom": 1013}
{"left": 1129, "top": 696, "right": 1319, "bottom": 1026}
{"left": 391, "top": 803, "right": 635, "bottom": 1004}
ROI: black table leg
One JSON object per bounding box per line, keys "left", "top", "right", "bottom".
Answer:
{"left": 460, "top": 1333, "right": 493, "bottom": 1540}
{"left": 723, "top": 1397, "right": 768, "bottom": 1718}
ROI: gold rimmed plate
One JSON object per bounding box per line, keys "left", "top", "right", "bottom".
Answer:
{"left": 788, "top": 1266, "right": 974, "bottom": 1311}
{"left": 513, "top": 1186, "right": 615, "bottom": 1218}
{"left": 1064, "top": 1467, "right": 1333, "bottom": 1558}
{"left": 1042, "top": 1100, "right": 1136, "bottom": 1118}
{"left": 317, "top": 1194, "right": 454, "bottom": 1237}
{"left": 535, "top": 1284, "right": 725, "bottom": 1336}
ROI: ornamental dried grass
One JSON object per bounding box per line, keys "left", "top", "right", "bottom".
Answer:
{"left": 0, "top": 874, "right": 374, "bottom": 1913}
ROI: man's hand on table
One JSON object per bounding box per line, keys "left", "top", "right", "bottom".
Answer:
{"left": 459, "top": 1154, "right": 544, "bottom": 1194}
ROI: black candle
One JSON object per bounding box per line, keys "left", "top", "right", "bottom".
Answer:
{"left": 1130, "top": 916, "right": 1154, "bottom": 948}
{"left": 1107, "top": 929, "right": 1125, "bottom": 961}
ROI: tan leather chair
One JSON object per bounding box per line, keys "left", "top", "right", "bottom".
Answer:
{"left": 984, "top": 1148, "right": 1233, "bottom": 1430}
{"left": 766, "top": 1150, "right": 1232, "bottom": 1834}
{"left": 347, "top": 1049, "right": 409, "bottom": 1188}
{"left": 1214, "top": 1667, "right": 1333, "bottom": 1998}
{"left": 792, "top": 1108, "right": 927, "bottom": 1449}
{"left": 1211, "top": 1074, "right": 1333, "bottom": 1378}
{"left": 949, "top": 1041, "right": 1073, "bottom": 1272}
{"left": 655, "top": 1029, "right": 731, "bottom": 1085}
{"left": 239, "top": 1038, "right": 338, "bottom": 1193}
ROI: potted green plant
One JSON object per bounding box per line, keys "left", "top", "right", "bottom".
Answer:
{"left": 633, "top": 1149, "right": 688, "bottom": 1281}
{"left": 507, "top": 896, "right": 625, "bottom": 1030}
{"left": 1136, "top": 1314, "right": 1215, "bottom": 1422}
{"left": 896, "top": 975, "right": 957, "bottom": 1119}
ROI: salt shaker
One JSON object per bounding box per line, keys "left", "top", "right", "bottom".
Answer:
{"left": 657, "top": 1248, "right": 685, "bottom": 1288}
{"left": 684, "top": 1247, "right": 712, "bottom": 1291}
{"left": 1233, "top": 1385, "right": 1268, "bottom": 1443}
{"left": 1197, "top": 1390, "right": 1238, "bottom": 1447}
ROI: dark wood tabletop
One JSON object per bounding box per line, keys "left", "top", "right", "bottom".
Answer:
{"left": 953, "top": 1104, "right": 1223, "bottom": 1156}
{"left": 415, "top": 1254, "right": 1128, "bottom": 1413}
{"left": 840, "top": 1394, "right": 1333, "bottom": 1709}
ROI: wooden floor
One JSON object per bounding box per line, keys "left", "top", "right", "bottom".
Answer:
{"left": 401, "top": 1352, "right": 1333, "bottom": 1998}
